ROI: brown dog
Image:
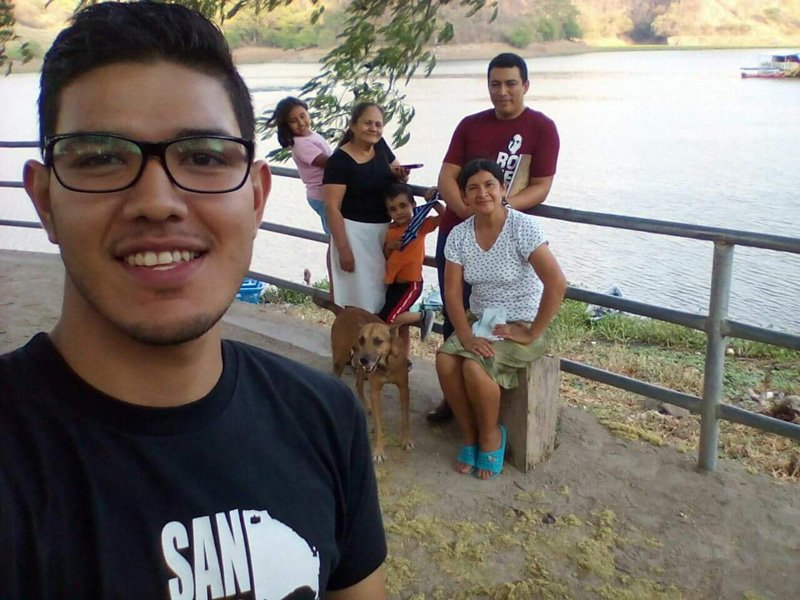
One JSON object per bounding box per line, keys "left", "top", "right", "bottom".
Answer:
{"left": 315, "top": 294, "right": 413, "bottom": 462}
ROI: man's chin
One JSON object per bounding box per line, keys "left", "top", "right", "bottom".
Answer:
{"left": 124, "top": 312, "right": 224, "bottom": 346}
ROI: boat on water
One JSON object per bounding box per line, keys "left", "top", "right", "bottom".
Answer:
{"left": 740, "top": 53, "right": 800, "bottom": 79}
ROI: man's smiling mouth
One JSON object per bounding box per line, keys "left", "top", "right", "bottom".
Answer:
{"left": 124, "top": 250, "right": 200, "bottom": 269}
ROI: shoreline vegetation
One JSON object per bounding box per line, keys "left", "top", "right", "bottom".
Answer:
{"left": 9, "top": 39, "right": 796, "bottom": 74}
{"left": 264, "top": 284, "right": 800, "bottom": 484}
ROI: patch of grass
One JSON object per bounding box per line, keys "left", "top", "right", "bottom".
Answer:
{"left": 260, "top": 278, "right": 328, "bottom": 306}
{"left": 377, "top": 463, "right": 683, "bottom": 598}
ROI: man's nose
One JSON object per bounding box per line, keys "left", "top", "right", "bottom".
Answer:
{"left": 121, "top": 156, "right": 188, "bottom": 221}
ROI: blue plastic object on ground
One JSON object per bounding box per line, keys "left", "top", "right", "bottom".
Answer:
{"left": 236, "top": 278, "right": 266, "bottom": 304}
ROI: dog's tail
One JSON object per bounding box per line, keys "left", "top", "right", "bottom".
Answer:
{"left": 311, "top": 291, "right": 343, "bottom": 315}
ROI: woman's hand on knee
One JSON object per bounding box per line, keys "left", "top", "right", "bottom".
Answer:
{"left": 462, "top": 335, "right": 495, "bottom": 358}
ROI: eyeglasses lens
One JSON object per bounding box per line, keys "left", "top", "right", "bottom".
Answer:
{"left": 52, "top": 135, "right": 140, "bottom": 192}
{"left": 166, "top": 137, "right": 250, "bottom": 193}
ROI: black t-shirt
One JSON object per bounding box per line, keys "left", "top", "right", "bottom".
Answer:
{"left": 0, "top": 334, "right": 386, "bottom": 599}
{"left": 322, "top": 138, "right": 396, "bottom": 224}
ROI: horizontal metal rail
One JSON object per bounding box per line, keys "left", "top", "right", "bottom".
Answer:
{"left": 0, "top": 219, "right": 41, "bottom": 229}
{"left": 8, "top": 215, "right": 797, "bottom": 352}
{"left": 531, "top": 205, "right": 800, "bottom": 255}
{"left": 3, "top": 149, "right": 799, "bottom": 472}
{"left": 0, "top": 141, "right": 38, "bottom": 148}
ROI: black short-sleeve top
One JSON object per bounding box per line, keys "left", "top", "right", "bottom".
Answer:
{"left": 323, "top": 138, "right": 396, "bottom": 224}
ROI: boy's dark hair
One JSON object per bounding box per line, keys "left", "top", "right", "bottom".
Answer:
{"left": 272, "top": 96, "right": 308, "bottom": 148}
{"left": 384, "top": 182, "right": 415, "bottom": 206}
{"left": 339, "top": 102, "right": 384, "bottom": 147}
{"left": 38, "top": 1, "right": 255, "bottom": 150}
{"left": 458, "top": 158, "right": 504, "bottom": 191}
{"left": 487, "top": 52, "right": 529, "bottom": 83}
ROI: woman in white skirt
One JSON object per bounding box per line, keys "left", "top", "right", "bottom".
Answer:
{"left": 323, "top": 102, "right": 408, "bottom": 312}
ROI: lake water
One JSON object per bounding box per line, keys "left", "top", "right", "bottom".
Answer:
{"left": 1, "top": 49, "right": 798, "bottom": 333}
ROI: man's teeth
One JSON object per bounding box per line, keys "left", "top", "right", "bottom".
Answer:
{"left": 125, "top": 250, "right": 199, "bottom": 267}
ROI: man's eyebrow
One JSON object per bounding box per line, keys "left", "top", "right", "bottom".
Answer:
{"left": 174, "top": 128, "right": 236, "bottom": 138}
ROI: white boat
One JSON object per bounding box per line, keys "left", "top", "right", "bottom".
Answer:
{"left": 741, "top": 53, "right": 800, "bottom": 79}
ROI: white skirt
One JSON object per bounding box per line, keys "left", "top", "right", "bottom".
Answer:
{"left": 330, "top": 219, "right": 388, "bottom": 313}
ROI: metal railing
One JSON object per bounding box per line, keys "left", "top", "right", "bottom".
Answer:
{"left": 3, "top": 148, "right": 799, "bottom": 472}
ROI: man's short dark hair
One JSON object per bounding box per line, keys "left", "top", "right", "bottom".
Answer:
{"left": 487, "top": 52, "right": 529, "bottom": 83}
{"left": 38, "top": 1, "right": 255, "bottom": 150}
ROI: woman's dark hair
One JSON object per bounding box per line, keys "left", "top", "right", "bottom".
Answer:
{"left": 272, "top": 97, "right": 308, "bottom": 148}
{"left": 38, "top": 1, "right": 255, "bottom": 150}
{"left": 487, "top": 52, "right": 529, "bottom": 83}
{"left": 458, "top": 159, "right": 505, "bottom": 191}
{"left": 339, "top": 102, "right": 384, "bottom": 147}
{"left": 384, "top": 182, "right": 415, "bottom": 206}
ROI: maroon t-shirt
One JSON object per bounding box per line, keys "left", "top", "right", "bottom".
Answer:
{"left": 441, "top": 107, "right": 559, "bottom": 234}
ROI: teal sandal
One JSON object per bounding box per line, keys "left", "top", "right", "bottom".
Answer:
{"left": 456, "top": 444, "right": 478, "bottom": 474}
{"left": 475, "top": 425, "right": 507, "bottom": 480}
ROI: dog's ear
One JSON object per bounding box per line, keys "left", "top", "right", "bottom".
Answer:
{"left": 388, "top": 324, "right": 402, "bottom": 340}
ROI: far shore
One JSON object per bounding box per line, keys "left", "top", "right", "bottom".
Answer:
{"left": 232, "top": 39, "right": 593, "bottom": 65}
{"left": 7, "top": 40, "right": 593, "bottom": 74}
{"left": 8, "top": 39, "right": 792, "bottom": 74}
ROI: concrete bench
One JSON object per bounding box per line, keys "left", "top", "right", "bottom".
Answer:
{"left": 499, "top": 355, "right": 561, "bottom": 472}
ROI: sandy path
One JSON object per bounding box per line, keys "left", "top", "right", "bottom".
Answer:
{"left": 1, "top": 249, "right": 798, "bottom": 599}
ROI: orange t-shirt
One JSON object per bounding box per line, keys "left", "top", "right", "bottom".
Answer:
{"left": 384, "top": 216, "right": 441, "bottom": 284}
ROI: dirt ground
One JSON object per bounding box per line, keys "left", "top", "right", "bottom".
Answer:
{"left": 1, "top": 250, "right": 798, "bottom": 600}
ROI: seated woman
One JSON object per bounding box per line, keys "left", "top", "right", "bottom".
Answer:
{"left": 435, "top": 159, "right": 567, "bottom": 480}
{"left": 323, "top": 102, "right": 408, "bottom": 313}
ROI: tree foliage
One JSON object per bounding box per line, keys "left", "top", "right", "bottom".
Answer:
{"left": 3, "top": 0, "right": 497, "bottom": 156}
{"left": 0, "top": 0, "right": 33, "bottom": 74}
{"left": 257, "top": 0, "right": 498, "bottom": 159}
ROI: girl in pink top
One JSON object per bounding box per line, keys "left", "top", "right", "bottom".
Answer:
{"left": 274, "top": 97, "right": 333, "bottom": 235}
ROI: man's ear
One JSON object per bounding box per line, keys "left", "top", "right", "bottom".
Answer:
{"left": 250, "top": 160, "right": 271, "bottom": 237}
{"left": 23, "top": 159, "right": 58, "bottom": 244}
{"left": 523, "top": 80, "right": 530, "bottom": 94}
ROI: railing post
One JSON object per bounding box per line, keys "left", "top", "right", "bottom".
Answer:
{"left": 698, "top": 242, "right": 734, "bottom": 472}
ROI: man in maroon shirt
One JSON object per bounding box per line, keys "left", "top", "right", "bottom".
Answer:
{"left": 429, "top": 52, "right": 560, "bottom": 423}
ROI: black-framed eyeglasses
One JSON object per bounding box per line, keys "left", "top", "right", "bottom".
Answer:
{"left": 44, "top": 133, "right": 256, "bottom": 194}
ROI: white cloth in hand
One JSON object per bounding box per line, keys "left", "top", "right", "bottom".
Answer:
{"left": 471, "top": 307, "right": 507, "bottom": 341}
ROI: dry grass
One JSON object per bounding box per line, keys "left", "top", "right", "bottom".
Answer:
{"left": 376, "top": 468, "right": 688, "bottom": 599}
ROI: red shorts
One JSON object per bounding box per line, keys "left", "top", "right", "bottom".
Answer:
{"left": 378, "top": 281, "right": 422, "bottom": 323}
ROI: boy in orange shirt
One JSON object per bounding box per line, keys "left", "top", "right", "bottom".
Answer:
{"left": 378, "top": 184, "right": 442, "bottom": 361}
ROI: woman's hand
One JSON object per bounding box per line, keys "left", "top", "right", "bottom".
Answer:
{"left": 493, "top": 323, "right": 535, "bottom": 345}
{"left": 339, "top": 246, "right": 355, "bottom": 272}
{"left": 460, "top": 335, "right": 495, "bottom": 358}
{"left": 390, "top": 165, "right": 409, "bottom": 183}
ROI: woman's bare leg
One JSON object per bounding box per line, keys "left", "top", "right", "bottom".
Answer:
{"left": 462, "top": 359, "right": 503, "bottom": 480}
{"left": 435, "top": 352, "right": 478, "bottom": 474}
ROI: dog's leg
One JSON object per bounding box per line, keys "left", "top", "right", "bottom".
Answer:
{"left": 398, "top": 377, "right": 415, "bottom": 453}
{"left": 370, "top": 380, "right": 386, "bottom": 463}
{"left": 355, "top": 371, "right": 369, "bottom": 414}
{"left": 332, "top": 359, "right": 346, "bottom": 378}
